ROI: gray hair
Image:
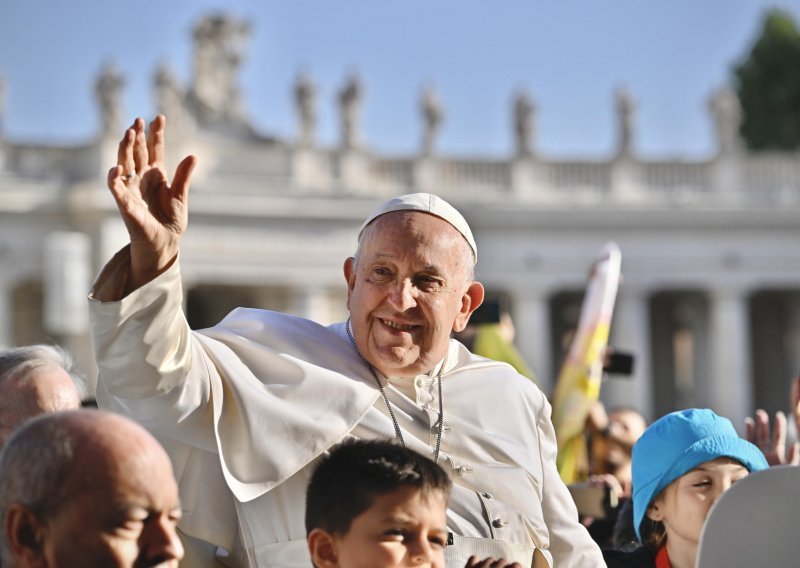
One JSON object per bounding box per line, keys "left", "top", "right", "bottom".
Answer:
{"left": 0, "top": 413, "right": 76, "bottom": 564}
{"left": 0, "top": 344, "right": 88, "bottom": 400}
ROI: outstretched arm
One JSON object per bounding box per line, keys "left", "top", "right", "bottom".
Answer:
{"left": 104, "top": 115, "right": 196, "bottom": 298}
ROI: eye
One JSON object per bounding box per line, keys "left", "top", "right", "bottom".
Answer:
{"left": 414, "top": 275, "right": 442, "bottom": 290}
{"left": 371, "top": 266, "right": 393, "bottom": 280}
{"left": 692, "top": 479, "right": 712, "bottom": 488}
{"left": 429, "top": 534, "right": 447, "bottom": 548}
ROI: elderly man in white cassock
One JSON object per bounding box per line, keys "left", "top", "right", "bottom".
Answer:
{"left": 89, "top": 115, "right": 605, "bottom": 568}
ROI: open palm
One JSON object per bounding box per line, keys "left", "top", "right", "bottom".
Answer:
{"left": 107, "top": 116, "right": 196, "bottom": 289}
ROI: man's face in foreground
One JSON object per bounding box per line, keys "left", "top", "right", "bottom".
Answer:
{"left": 345, "top": 211, "right": 483, "bottom": 378}
{"left": 36, "top": 423, "right": 184, "bottom": 567}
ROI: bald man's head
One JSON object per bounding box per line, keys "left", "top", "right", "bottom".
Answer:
{"left": 0, "top": 345, "right": 83, "bottom": 450}
{"left": 0, "top": 410, "right": 183, "bottom": 568}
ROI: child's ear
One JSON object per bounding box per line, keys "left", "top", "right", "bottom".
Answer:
{"left": 646, "top": 499, "right": 665, "bottom": 522}
{"left": 307, "top": 528, "right": 340, "bottom": 568}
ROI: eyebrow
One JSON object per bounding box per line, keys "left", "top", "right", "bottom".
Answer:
{"left": 366, "top": 253, "right": 443, "bottom": 273}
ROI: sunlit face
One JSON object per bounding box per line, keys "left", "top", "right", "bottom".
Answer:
{"left": 647, "top": 458, "right": 749, "bottom": 550}
{"left": 38, "top": 430, "right": 184, "bottom": 567}
{"left": 344, "top": 211, "right": 483, "bottom": 377}
{"left": 328, "top": 487, "right": 448, "bottom": 568}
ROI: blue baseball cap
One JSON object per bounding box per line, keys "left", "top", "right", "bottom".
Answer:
{"left": 631, "top": 408, "right": 768, "bottom": 540}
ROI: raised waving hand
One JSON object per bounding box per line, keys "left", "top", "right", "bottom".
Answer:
{"left": 107, "top": 115, "right": 196, "bottom": 293}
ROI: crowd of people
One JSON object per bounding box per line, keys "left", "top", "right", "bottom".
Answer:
{"left": 0, "top": 114, "right": 798, "bottom": 567}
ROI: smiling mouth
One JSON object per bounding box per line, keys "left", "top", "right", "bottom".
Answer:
{"left": 380, "top": 318, "right": 418, "bottom": 331}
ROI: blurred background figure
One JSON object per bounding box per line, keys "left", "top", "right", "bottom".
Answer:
{"left": 0, "top": 344, "right": 85, "bottom": 450}
{"left": 574, "top": 401, "right": 647, "bottom": 548}
{"left": 454, "top": 297, "right": 537, "bottom": 382}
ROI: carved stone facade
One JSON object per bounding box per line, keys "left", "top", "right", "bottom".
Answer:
{"left": 0, "top": 15, "right": 798, "bottom": 426}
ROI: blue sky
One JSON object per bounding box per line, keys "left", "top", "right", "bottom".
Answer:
{"left": 1, "top": 1, "right": 799, "bottom": 158}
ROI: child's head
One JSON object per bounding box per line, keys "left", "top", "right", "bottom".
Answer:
{"left": 631, "top": 409, "right": 768, "bottom": 550}
{"left": 306, "top": 439, "right": 452, "bottom": 568}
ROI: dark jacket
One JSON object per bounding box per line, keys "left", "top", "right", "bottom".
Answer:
{"left": 602, "top": 546, "right": 657, "bottom": 567}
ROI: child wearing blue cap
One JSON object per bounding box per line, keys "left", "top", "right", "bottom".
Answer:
{"left": 603, "top": 408, "right": 768, "bottom": 568}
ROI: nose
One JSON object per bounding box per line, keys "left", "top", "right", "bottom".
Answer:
{"left": 711, "top": 479, "right": 735, "bottom": 507}
{"left": 387, "top": 278, "right": 417, "bottom": 312}
{"left": 408, "top": 537, "right": 436, "bottom": 566}
{"left": 140, "top": 515, "right": 184, "bottom": 565}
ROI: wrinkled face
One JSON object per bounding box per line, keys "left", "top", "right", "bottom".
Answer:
{"left": 39, "top": 438, "right": 184, "bottom": 567}
{"left": 332, "top": 487, "right": 448, "bottom": 568}
{"left": 0, "top": 366, "right": 81, "bottom": 450}
{"left": 345, "top": 212, "right": 483, "bottom": 377}
{"left": 647, "top": 458, "right": 748, "bottom": 550}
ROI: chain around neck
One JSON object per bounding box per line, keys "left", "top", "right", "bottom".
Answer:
{"left": 345, "top": 318, "right": 444, "bottom": 463}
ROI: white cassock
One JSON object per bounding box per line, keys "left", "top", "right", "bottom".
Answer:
{"left": 89, "top": 247, "right": 605, "bottom": 568}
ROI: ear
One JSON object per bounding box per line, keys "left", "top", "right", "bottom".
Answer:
{"left": 6, "top": 503, "right": 48, "bottom": 567}
{"left": 452, "top": 281, "right": 485, "bottom": 333}
{"left": 646, "top": 498, "right": 665, "bottom": 522}
{"left": 343, "top": 257, "right": 356, "bottom": 311}
{"left": 307, "top": 528, "right": 340, "bottom": 568}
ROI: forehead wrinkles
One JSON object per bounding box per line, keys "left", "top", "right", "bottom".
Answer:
{"left": 358, "top": 212, "right": 471, "bottom": 274}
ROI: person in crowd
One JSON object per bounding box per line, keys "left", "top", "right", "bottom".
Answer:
{"left": 603, "top": 408, "right": 768, "bottom": 568}
{"left": 587, "top": 403, "right": 647, "bottom": 497}
{"left": 578, "top": 403, "right": 647, "bottom": 547}
{"left": 0, "top": 409, "right": 184, "bottom": 567}
{"left": 88, "top": 115, "right": 603, "bottom": 567}
{"left": 0, "top": 344, "right": 84, "bottom": 450}
{"left": 306, "top": 439, "right": 522, "bottom": 568}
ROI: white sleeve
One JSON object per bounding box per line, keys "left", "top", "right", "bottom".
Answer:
{"left": 89, "top": 246, "right": 216, "bottom": 451}
{"left": 536, "top": 396, "right": 607, "bottom": 567}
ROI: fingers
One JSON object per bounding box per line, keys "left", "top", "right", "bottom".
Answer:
{"left": 791, "top": 376, "right": 800, "bottom": 422}
{"left": 132, "top": 117, "right": 147, "bottom": 174}
{"left": 755, "top": 409, "right": 770, "bottom": 449}
{"left": 117, "top": 124, "right": 136, "bottom": 176}
{"left": 789, "top": 442, "right": 800, "bottom": 466}
{"left": 744, "top": 416, "right": 755, "bottom": 443}
{"left": 171, "top": 155, "right": 197, "bottom": 202}
{"left": 773, "top": 411, "right": 788, "bottom": 453}
{"left": 464, "top": 557, "right": 522, "bottom": 568}
{"left": 107, "top": 164, "right": 124, "bottom": 195}
{"left": 148, "top": 114, "right": 166, "bottom": 166}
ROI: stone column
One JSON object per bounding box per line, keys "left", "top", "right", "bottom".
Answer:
{"left": 509, "top": 288, "right": 552, "bottom": 393}
{"left": 44, "top": 232, "right": 91, "bottom": 336}
{"left": 709, "top": 287, "right": 752, "bottom": 428}
{"left": 601, "top": 287, "right": 653, "bottom": 420}
{"left": 289, "top": 286, "right": 330, "bottom": 324}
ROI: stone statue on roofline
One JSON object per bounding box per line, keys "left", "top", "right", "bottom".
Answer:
{"left": 419, "top": 85, "right": 444, "bottom": 157}
{"left": 188, "top": 13, "right": 250, "bottom": 130}
{"left": 294, "top": 70, "right": 316, "bottom": 148}
{"left": 154, "top": 62, "right": 193, "bottom": 137}
{"left": 513, "top": 88, "right": 535, "bottom": 158}
{"left": 709, "top": 86, "right": 743, "bottom": 157}
{"left": 338, "top": 71, "right": 363, "bottom": 150}
{"left": 95, "top": 61, "right": 124, "bottom": 139}
{"left": 0, "top": 73, "right": 5, "bottom": 134}
{"left": 615, "top": 87, "right": 635, "bottom": 158}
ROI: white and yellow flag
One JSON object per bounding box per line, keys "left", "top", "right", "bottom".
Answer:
{"left": 552, "top": 242, "right": 622, "bottom": 484}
